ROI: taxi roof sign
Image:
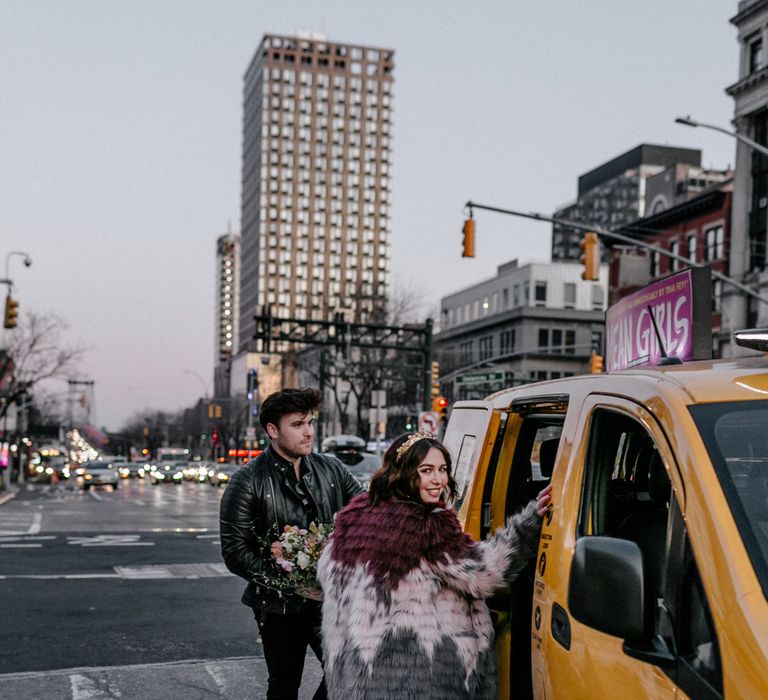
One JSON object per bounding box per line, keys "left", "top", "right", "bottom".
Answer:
{"left": 605, "top": 268, "right": 712, "bottom": 371}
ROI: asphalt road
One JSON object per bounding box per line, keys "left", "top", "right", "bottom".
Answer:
{"left": 0, "top": 478, "right": 323, "bottom": 699}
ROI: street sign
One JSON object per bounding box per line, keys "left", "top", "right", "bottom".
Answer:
{"left": 244, "top": 427, "right": 256, "bottom": 440}
{"left": 455, "top": 372, "right": 504, "bottom": 385}
{"left": 418, "top": 411, "right": 440, "bottom": 433}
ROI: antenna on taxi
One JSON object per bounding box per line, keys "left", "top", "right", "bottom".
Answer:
{"left": 646, "top": 305, "right": 682, "bottom": 366}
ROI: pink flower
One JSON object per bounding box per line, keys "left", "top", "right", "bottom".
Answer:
{"left": 279, "top": 559, "right": 294, "bottom": 572}
{"left": 270, "top": 541, "right": 283, "bottom": 558}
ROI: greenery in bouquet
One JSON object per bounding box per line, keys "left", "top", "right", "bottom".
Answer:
{"left": 250, "top": 521, "right": 333, "bottom": 598}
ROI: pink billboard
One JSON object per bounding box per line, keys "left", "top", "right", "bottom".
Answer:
{"left": 605, "top": 268, "right": 712, "bottom": 371}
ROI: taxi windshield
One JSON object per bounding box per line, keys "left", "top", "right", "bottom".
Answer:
{"left": 689, "top": 400, "right": 768, "bottom": 599}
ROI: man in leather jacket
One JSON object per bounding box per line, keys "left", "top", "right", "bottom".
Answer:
{"left": 220, "top": 387, "right": 362, "bottom": 700}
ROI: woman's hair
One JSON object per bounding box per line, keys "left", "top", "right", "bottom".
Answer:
{"left": 368, "top": 432, "right": 457, "bottom": 506}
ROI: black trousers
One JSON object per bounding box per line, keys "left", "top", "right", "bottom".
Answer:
{"left": 255, "top": 603, "right": 327, "bottom": 700}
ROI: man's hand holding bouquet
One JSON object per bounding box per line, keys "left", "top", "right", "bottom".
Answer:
{"left": 251, "top": 521, "right": 333, "bottom": 601}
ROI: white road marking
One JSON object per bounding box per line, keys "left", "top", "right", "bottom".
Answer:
{"left": 204, "top": 661, "right": 228, "bottom": 692}
{"left": 28, "top": 512, "right": 41, "bottom": 534}
{"left": 0, "top": 573, "right": 120, "bottom": 580}
{"left": 0, "top": 543, "right": 43, "bottom": 548}
{"left": 66, "top": 535, "right": 154, "bottom": 547}
{"left": 114, "top": 562, "right": 230, "bottom": 579}
{"left": 70, "top": 671, "right": 122, "bottom": 699}
{"left": 0, "top": 535, "right": 55, "bottom": 542}
{"left": 87, "top": 491, "right": 103, "bottom": 501}
{"left": 195, "top": 534, "right": 219, "bottom": 539}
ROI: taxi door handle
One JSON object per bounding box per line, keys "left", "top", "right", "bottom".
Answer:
{"left": 551, "top": 602, "right": 571, "bottom": 650}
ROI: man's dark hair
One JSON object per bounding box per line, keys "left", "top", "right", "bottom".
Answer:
{"left": 259, "top": 387, "right": 323, "bottom": 431}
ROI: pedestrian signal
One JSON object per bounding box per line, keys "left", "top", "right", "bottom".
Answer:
{"left": 589, "top": 352, "right": 604, "bottom": 374}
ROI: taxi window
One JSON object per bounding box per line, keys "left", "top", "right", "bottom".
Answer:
{"left": 689, "top": 400, "right": 768, "bottom": 601}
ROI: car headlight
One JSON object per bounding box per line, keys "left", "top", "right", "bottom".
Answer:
{"left": 85, "top": 474, "right": 92, "bottom": 480}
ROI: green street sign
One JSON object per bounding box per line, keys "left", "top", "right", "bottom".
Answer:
{"left": 455, "top": 372, "right": 504, "bottom": 385}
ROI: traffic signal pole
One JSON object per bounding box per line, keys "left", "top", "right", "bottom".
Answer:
{"left": 464, "top": 200, "right": 768, "bottom": 307}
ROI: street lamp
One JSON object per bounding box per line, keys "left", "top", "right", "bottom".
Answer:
{"left": 182, "top": 370, "right": 211, "bottom": 400}
{"left": 4, "top": 251, "right": 32, "bottom": 283}
{"left": 674, "top": 115, "right": 768, "bottom": 159}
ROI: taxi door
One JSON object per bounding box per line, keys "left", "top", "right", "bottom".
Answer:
{"left": 483, "top": 395, "right": 568, "bottom": 700}
{"left": 532, "top": 395, "right": 681, "bottom": 699}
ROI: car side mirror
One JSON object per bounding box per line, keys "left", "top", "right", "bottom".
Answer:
{"left": 568, "top": 536, "right": 650, "bottom": 640}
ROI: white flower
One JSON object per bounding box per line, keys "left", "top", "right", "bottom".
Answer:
{"left": 296, "top": 551, "right": 311, "bottom": 570}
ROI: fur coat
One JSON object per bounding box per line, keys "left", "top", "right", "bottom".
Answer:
{"left": 317, "top": 493, "right": 542, "bottom": 699}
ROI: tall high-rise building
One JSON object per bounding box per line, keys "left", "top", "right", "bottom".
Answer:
{"left": 238, "top": 33, "right": 395, "bottom": 354}
{"left": 215, "top": 232, "right": 240, "bottom": 364}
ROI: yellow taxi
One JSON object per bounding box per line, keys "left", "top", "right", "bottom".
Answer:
{"left": 443, "top": 330, "right": 768, "bottom": 700}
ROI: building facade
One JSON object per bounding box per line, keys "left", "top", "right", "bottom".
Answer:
{"left": 608, "top": 181, "right": 732, "bottom": 356}
{"left": 238, "top": 33, "right": 394, "bottom": 356}
{"left": 552, "top": 144, "right": 702, "bottom": 262}
{"left": 215, "top": 233, "right": 240, "bottom": 366}
{"left": 435, "top": 260, "right": 608, "bottom": 401}
{"left": 726, "top": 0, "right": 768, "bottom": 339}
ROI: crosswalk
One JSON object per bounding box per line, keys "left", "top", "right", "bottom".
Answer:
{"left": 0, "top": 511, "right": 40, "bottom": 536}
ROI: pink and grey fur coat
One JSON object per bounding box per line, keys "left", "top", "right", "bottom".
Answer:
{"left": 317, "top": 493, "right": 542, "bottom": 699}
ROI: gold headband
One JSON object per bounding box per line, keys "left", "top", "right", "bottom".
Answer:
{"left": 396, "top": 430, "right": 435, "bottom": 460}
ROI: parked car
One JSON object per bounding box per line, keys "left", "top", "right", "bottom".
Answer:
{"left": 324, "top": 449, "right": 381, "bottom": 489}
{"left": 209, "top": 463, "right": 241, "bottom": 488}
{"left": 83, "top": 461, "right": 118, "bottom": 491}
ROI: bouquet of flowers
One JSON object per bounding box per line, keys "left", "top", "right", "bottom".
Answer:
{"left": 252, "top": 521, "right": 333, "bottom": 601}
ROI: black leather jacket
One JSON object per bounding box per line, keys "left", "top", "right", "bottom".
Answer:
{"left": 219, "top": 445, "right": 362, "bottom": 613}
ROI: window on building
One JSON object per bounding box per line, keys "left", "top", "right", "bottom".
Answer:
{"left": 712, "top": 279, "right": 723, "bottom": 313}
{"left": 671, "top": 240, "right": 680, "bottom": 271}
{"left": 478, "top": 335, "right": 494, "bottom": 361}
{"left": 538, "top": 328, "right": 549, "bottom": 350}
{"left": 705, "top": 226, "right": 724, "bottom": 261}
{"left": 564, "top": 282, "right": 576, "bottom": 309}
{"left": 460, "top": 341, "right": 474, "bottom": 365}
{"left": 591, "top": 285, "right": 603, "bottom": 311}
{"left": 750, "top": 35, "right": 764, "bottom": 73}
{"left": 688, "top": 234, "right": 697, "bottom": 262}
{"left": 651, "top": 251, "right": 661, "bottom": 278}
{"left": 500, "top": 329, "right": 515, "bottom": 356}
{"left": 534, "top": 281, "right": 547, "bottom": 307}
{"left": 565, "top": 329, "right": 575, "bottom": 354}
{"left": 502, "top": 288, "right": 509, "bottom": 308}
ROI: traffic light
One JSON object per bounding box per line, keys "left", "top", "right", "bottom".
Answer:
{"left": 3, "top": 295, "right": 19, "bottom": 329}
{"left": 432, "top": 396, "right": 448, "bottom": 423}
{"left": 589, "top": 352, "right": 604, "bottom": 374}
{"left": 431, "top": 360, "right": 440, "bottom": 398}
{"left": 247, "top": 368, "right": 258, "bottom": 400}
{"left": 580, "top": 232, "right": 600, "bottom": 281}
{"left": 462, "top": 218, "right": 475, "bottom": 258}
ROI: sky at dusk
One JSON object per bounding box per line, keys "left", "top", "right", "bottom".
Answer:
{"left": 0, "top": 1, "right": 739, "bottom": 430}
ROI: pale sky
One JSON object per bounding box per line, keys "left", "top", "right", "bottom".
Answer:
{"left": 0, "top": 1, "right": 739, "bottom": 430}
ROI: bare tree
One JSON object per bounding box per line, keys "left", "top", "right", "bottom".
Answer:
{"left": 301, "top": 278, "right": 433, "bottom": 439}
{"left": 0, "top": 313, "right": 86, "bottom": 422}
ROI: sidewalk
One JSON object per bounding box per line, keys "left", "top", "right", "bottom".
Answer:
{"left": 0, "top": 654, "right": 324, "bottom": 700}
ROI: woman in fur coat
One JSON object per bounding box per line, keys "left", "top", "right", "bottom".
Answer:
{"left": 317, "top": 430, "right": 552, "bottom": 699}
